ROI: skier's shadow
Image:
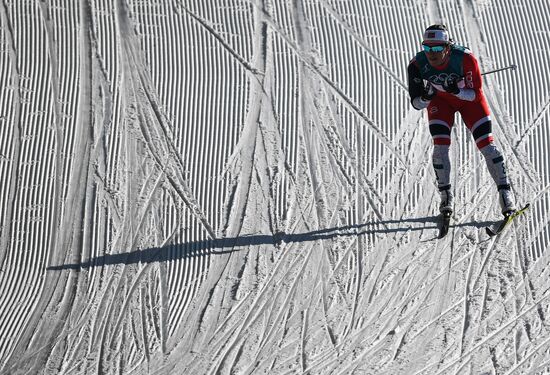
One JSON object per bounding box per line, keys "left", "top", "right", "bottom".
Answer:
{"left": 46, "top": 216, "right": 493, "bottom": 271}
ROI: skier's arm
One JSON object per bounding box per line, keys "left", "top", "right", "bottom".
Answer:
{"left": 450, "top": 51, "right": 482, "bottom": 102}
{"left": 407, "top": 59, "right": 431, "bottom": 110}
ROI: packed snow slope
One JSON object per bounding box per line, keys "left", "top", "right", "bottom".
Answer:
{"left": 1, "top": 0, "right": 550, "bottom": 374}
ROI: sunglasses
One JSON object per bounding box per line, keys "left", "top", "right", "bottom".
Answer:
{"left": 423, "top": 44, "right": 447, "bottom": 53}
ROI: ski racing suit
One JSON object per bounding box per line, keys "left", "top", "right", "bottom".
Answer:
{"left": 407, "top": 44, "right": 512, "bottom": 211}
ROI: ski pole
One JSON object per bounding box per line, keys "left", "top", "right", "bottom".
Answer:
{"left": 480, "top": 64, "right": 518, "bottom": 76}
{"left": 452, "top": 64, "right": 518, "bottom": 83}
{"left": 425, "top": 64, "right": 518, "bottom": 87}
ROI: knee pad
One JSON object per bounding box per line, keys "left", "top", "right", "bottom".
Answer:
{"left": 471, "top": 118, "right": 494, "bottom": 149}
{"left": 429, "top": 120, "right": 451, "bottom": 146}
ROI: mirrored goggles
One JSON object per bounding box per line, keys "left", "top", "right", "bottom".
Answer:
{"left": 422, "top": 44, "right": 446, "bottom": 53}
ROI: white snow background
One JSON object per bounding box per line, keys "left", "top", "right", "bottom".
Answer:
{"left": 1, "top": 0, "right": 550, "bottom": 374}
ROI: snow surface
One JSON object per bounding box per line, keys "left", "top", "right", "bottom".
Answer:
{"left": 1, "top": 0, "right": 550, "bottom": 374}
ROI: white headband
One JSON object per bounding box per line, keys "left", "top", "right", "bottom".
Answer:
{"left": 423, "top": 29, "right": 449, "bottom": 44}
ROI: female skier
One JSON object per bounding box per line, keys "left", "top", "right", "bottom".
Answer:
{"left": 407, "top": 24, "right": 515, "bottom": 217}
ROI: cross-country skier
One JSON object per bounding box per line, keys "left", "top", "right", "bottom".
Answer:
{"left": 407, "top": 24, "right": 515, "bottom": 217}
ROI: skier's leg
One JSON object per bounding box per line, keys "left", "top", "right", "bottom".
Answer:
{"left": 462, "top": 101, "right": 516, "bottom": 214}
{"left": 432, "top": 142, "right": 453, "bottom": 213}
{"left": 479, "top": 140, "right": 515, "bottom": 214}
{"left": 431, "top": 141, "right": 451, "bottom": 189}
{"left": 477, "top": 140, "right": 510, "bottom": 190}
{"left": 428, "top": 98, "right": 455, "bottom": 213}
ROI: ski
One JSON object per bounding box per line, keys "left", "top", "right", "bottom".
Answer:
{"left": 485, "top": 203, "right": 530, "bottom": 237}
{"left": 439, "top": 211, "right": 452, "bottom": 238}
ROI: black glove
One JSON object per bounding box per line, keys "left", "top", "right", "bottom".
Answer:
{"left": 421, "top": 83, "right": 436, "bottom": 101}
{"left": 442, "top": 76, "right": 460, "bottom": 94}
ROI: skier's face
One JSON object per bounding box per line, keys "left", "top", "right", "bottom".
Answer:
{"left": 423, "top": 44, "right": 450, "bottom": 67}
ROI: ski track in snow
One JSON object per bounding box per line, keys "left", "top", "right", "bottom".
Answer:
{"left": 1, "top": 0, "right": 550, "bottom": 374}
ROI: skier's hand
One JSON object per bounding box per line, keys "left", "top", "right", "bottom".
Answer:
{"left": 421, "top": 82, "right": 436, "bottom": 101}
{"left": 442, "top": 76, "right": 460, "bottom": 94}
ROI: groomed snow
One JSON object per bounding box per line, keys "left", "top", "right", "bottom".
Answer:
{"left": 1, "top": 0, "right": 550, "bottom": 374}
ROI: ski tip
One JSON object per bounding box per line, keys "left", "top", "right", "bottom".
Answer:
{"left": 511, "top": 203, "right": 531, "bottom": 217}
{"left": 516, "top": 203, "right": 531, "bottom": 212}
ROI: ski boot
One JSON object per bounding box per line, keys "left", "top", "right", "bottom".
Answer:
{"left": 438, "top": 188, "right": 453, "bottom": 238}
{"left": 499, "top": 188, "right": 516, "bottom": 217}
{"left": 439, "top": 188, "right": 454, "bottom": 214}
